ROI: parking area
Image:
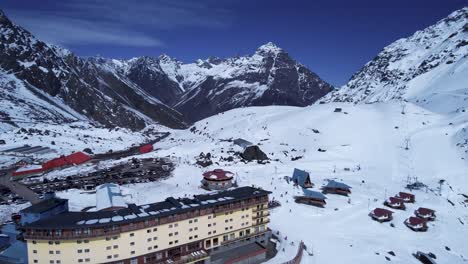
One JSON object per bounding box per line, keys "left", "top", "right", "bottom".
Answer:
{"left": 25, "top": 157, "right": 174, "bottom": 194}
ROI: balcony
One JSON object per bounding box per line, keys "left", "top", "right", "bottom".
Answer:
{"left": 252, "top": 212, "right": 269, "bottom": 220}
{"left": 252, "top": 206, "right": 268, "bottom": 213}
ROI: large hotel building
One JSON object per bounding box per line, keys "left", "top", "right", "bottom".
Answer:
{"left": 22, "top": 187, "right": 271, "bottom": 264}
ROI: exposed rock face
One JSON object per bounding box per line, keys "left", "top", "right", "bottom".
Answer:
{"left": 322, "top": 8, "right": 468, "bottom": 104}
{"left": 0, "top": 10, "right": 186, "bottom": 130}
{"left": 107, "top": 42, "right": 334, "bottom": 122}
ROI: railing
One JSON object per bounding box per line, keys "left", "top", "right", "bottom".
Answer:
{"left": 282, "top": 241, "right": 305, "bottom": 264}
{"left": 164, "top": 250, "right": 208, "bottom": 264}
{"left": 220, "top": 228, "right": 269, "bottom": 246}
{"left": 252, "top": 212, "right": 270, "bottom": 219}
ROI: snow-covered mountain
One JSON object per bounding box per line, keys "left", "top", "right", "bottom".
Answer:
{"left": 0, "top": 10, "right": 187, "bottom": 130}
{"left": 102, "top": 42, "right": 334, "bottom": 122}
{"left": 322, "top": 7, "right": 468, "bottom": 112}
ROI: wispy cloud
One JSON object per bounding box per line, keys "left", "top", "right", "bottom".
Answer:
{"left": 6, "top": 0, "right": 230, "bottom": 47}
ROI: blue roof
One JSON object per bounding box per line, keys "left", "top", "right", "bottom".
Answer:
{"left": 292, "top": 168, "right": 310, "bottom": 187}
{"left": 325, "top": 180, "right": 351, "bottom": 189}
{"left": 302, "top": 189, "right": 327, "bottom": 200}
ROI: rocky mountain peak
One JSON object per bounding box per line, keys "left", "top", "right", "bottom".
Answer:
{"left": 255, "top": 42, "right": 284, "bottom": 56}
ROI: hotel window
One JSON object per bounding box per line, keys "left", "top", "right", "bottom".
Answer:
{"left": 106, "top": 237, "right": 111, "bottom": 241}
{"left": 153, "top": 236, "right": 157, "bottom": 240}
{"left": 49, "top": 250, "right": 54, "bottom": 254}
{"left": 169, "top": 233, "right": 173, "bottom": 237}
{"left": 79, "top": 259, "right": 84, "bottom": 263}
{"left": 147, "top": 238, "right": 152, "bottom": 242}
{"left": 107, "top": 256, "right": 112, "bottom": 259}
{"left": 34, "top": 260, "right": 38, "bottom": 263}
{"left": 189, "top": 236, "right": 193, "bottom": 240}
{"left": 175, "top": 232, "right": 179, "bottom": 235}
{"left": 85, "top": 259, "right": 90, "bottom": 262}
{"left": 54, "top": 241, "right": 60, "bottom": 245}
{"left": 213, "top": 230, "right": 217, "bottom": 234}
{"left": 194, "top": 219, "right": 198, "bottom": 223}
{"left": 148, "top": 247, "right": 152, "bottom": 251}
{"left": 189, "top": 228, "right": 193, "bottom": 232}
{"left": 225, "top": 220, "right": 228, "bottom": 223}
{"left": 78, "top": 249, "right": 83, "bottom": 253}
{"left": 112, "top": 236, "right": 118, "bottom": 240}
{"left": 77, "top": 240, "right": 82, "bottom": 244}
{"left": 208, "top": 216, "right": 212, "bottom": 219}
{"left": 84, "top": 249, "right": 90, "bottom": 253}
{"left": 114, "top": 254, "right": 119, "bottom": 258}
{"left": 106, "top": 246, "right": 111, "bottom": 250}
{"left": 153, "top": 245, "right": 158, "bottom": 249}
{"left": 130, "top": 233, "right": 134, "bottom": 237}
{"left": 223, "top": 235, "right": 228, "bottom": 242}
{"left": 55, "top": 250, "right": 60, "bottom": 254}
{"left": 194, "top": 235, "right": 198, "bottom": 239}
{"left": 208, "top": 232, "right": 211, "bottom": 235}
{"left": 84, "top": 229, "right": 91, "bottom": 235}
{"left": 175, "top": 240, "right": 179, "bottom": 244}
{"left": 169, "top": 241, "right": 173, "bottom": 245}
{"left": 57, "top": 260, "right": 61, "bottom": 264}
{"left": 189, "top": 220, "right": 193, "bottom": 224}
{"left": 50, "top": 260, "right": 54, "bottom": 264}
{"left": 147, "top": 229, "right": 151, "bottom": 233}
{"left": 113, "top": 245, "right": 118, "bottom": 249}
{"left": 208, "top": 224, "right": 211, "bottom": 227}
{"left": 169, "top": 224, "right": 173, "bottom": 228}
{"left": 130, "top": 242, "right": 135, "bottom": 246}
{"left": 131, "top": 251, "right": 135, "bottom": 255}
{"left": 84, "top": 240, "right": 89, "bottom": 243}
{"left": 32, "top": 241, "right": 37, "bottom": 244}
{"left": 175, "top": 223, "right": 179, "bottom": 227}
{"left": 49, "top": 241, "right": 53, "bottom": 245}
{"left": 153, "top": 228, "right": 157, "bottom": 232}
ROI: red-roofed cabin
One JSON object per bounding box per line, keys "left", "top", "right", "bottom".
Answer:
{"left": 384, "top": 197, "right": 406, "bottom": 210}
{"left": 139, "top": 144, "right": 153, "bottom": 154}
{"left": 369, "top": 208, "right": 393, "bottom": 223}
{"left": 397, "top": 192, "right": 415, "bottom": 203}
{"left": 415, "top": 207, "right": 436, "bottom": 221}
{"left": 201, "top": 169, "right": 234, "bottom": 190}
{"left": 404, "top": 217, "right": 428, "bottom": 232}
{"left": 42, "top": 152, "right": 91, "bottom": 170}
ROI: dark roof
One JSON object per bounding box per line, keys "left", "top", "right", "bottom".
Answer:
{"left": 372, "top": 208, "right": 393, "bottom": 217}
{"left": 302, "top": 189, "right": 327, "bottom": 200}
{"left": 23, "top": 187, "right": 270, "bottom": 230}
{"left": 20, "top": 198, "right": 67, "bottom": 214}
{"left": 407, "top": 217, "right": 426, "bottom": 226}
{"left": 416, "top": 207, "right": 435, "bottom": 215}
{"left": 398, "top": 192, "right": 415, "bottom": 198}
{"left": 388, "top": 197, "right": 404, "bottom": 204}
{"left": 324, "top": 180, "right": 351, "bottom": 190}
{"left": 292, "top": 168, "right": 310, "bottom": 187}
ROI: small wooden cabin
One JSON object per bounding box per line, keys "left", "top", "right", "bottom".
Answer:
{"left": 397, "top": 192, "right": 415, "bottom": 203}
{"left": 415, "top": 207, "right": 436, "bottom": 221}
{"left": 384, "top": 197, "right": 406, "bottom": 210}
{"left": 322, "top": 180, "right": 351, "bottom": 196}
{"left": 294, "top": 189, "right": 326, "bottom": 208}
{"left": 405, "top": 217, "right": 428, "bottom": 232}
{"left": 369, "top": 208, "right": 393, "bottom": 223}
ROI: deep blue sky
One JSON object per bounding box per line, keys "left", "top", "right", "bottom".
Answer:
{"left": 2, "top": 0, "right": 466, "bottom": 86}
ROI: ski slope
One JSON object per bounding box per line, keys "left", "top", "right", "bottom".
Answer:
{"left": 51, "top": 102, "right": 468, "bottom": 264}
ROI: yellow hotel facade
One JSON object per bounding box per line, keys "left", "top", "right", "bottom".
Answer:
{"left": 22, "top": 187, "right": 271, "bottom": 264}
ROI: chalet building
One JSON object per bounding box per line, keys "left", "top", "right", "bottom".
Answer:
{"left": 291, "top": 168, "right": 313, "bottom": 188}
{"left": 384, "top": 197, "right": 406, "bottom": 210}
{"left": 415, "top": 207, "right": 436, "bottom": 221}
{"left": 369, "top": 208, "right": 393, "bottom": 223}
{"left": 201, "top": 169, "right": 235, "bottom": 191}
{"left": 322, "top": 180, "right": 351, "bottom": 196}
{"left": 397, "top": 192, "right": 415, "bottom": 203}
{"left": 22, "top": 187, "right": 271, "bottom": 264}
{"left": 404, "top": 217, "right": 428, "bottom": 232}
{"left": 20, "top": 194, "right": 68, "bottom": 225}
{"left": 294, "top": 189, "right": 327, "bottom": 207}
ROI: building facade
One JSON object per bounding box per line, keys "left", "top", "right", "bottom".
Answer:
{"left": 22, "top": 187, "right": 271, "bottom": 264}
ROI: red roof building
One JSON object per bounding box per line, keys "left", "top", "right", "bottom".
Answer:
{"left": 12, "top": 165, "right": 44, "bottom": 177}
{"left": 384, "top": 197, "right": 406, "bottom": 210}
{"left": 42, "top": 152, "right": 91, "bottom": 170}
{"left": 201, "top": 169, "right": 235, "bottom": 190}
{"left": 415, "top": 207, "right": 436, "bottom": 221}
{"left": 405, "top": 217, "right": 428, "bottom": 232}
{"left": 397, "top": 192, "right": 415, "bottom": 203}
{"left": 139, "top": 144, "right": 154, "bottom": 154}
{"left": 369, "top": 208, "right": 393, "bottom": 222}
